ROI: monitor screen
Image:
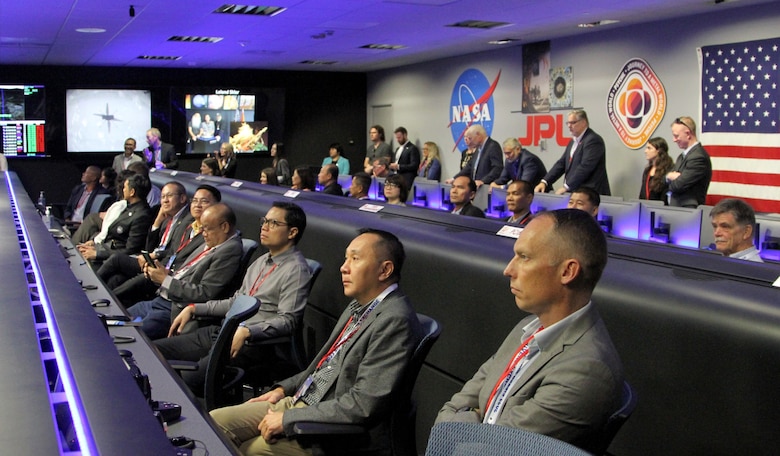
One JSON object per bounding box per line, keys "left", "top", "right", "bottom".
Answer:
{"left": 0, "top": 84, "right": 47, "bottom": 157}
{"left": 183, "top": 89, "right": 268, "bottom": 154}
{"left": 65, "top": 89, "right": 152, "bottom": 153}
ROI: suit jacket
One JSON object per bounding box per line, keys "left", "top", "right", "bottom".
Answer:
{"left": 64, "top": 184, "right": 110, "bottom": 220}
{"left": 321, "top": 181, "right": 345, "bottom": 196}
{"left": 144, "top": 142, "right": 178, "bottom": 169}
{"left": 418, "top": 158, "right": 442, "bottom": 181}
{"left": 219, "top": 156, "right": 238, "bottom": 178}
{"left": 454, "top": 202, "right": 485, "bottom": 218}
{"left": 112, "top": 153, "right": 143, "bottom": 174}
{"left": 278, "top": 289, "right": 423, "bottom": 451}
{"left": 495, "top": 149, "right": 547, "bottom": 187}
{"left": 436, "top": 305, "right": 624, "bottom": 453}
{"left": 456, "top": 137, "right": 504, "bottom": 184}
{"left": 164, "top": 234, "right": 243, "bottom": 304}
{"left": 145, "top": 212, "right": 194, "bottom": 257}
{"left": 544, "top": 128, "right": 610, "bottom": 195}
{"left": 668, "top": 143, "right": 712, "bottom": 207}
{"left": 394, "top": 142, "right": 421, "bottom": 189}
{"left": 94, "top": 200, "right": 153, "bottom": 261}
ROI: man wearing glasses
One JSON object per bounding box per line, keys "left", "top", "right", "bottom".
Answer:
{"left": 665, "top": 116, "right": 712, "bottom": 208}
{"left": 535, "top": 109, "right": 611, "bottom": 196}
{"left": 155, "top": 202, "right": 313, "bottom": 396}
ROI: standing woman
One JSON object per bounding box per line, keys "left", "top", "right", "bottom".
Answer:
{"left": 418, "top": 141, "right": 442, "bottom": 181}
{"left": 639, "top": 137, "right": 674, "bottom": 203}
{"left": 271, "top": 142, "right": 292, "bottom": 186}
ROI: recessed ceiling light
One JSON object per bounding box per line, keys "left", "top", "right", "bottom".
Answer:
{"left": 76, "top": 28, "right": 106, "bottom": 33}
{"left": 578, "top": 19, "right": 619, "bottom": 28}
{"left": 488, "top": 38, "right": 518, "bottom": 45}
{"left": 168, "top": 36, "right": 224, "bottom": 43}
{"left": 213, "top": 4, "right": 286, "bottom": 16}
{"left": 360, "top": 44, "right": 406, "bottom": 50}
{"left": 447, "top": 20, "right": 510, "bottom": 30}
{"left": 137, "top": 55, "right": 182, "bottom": 60}
{"left": 299, "top": 60, "right": 337, "bottom": 65}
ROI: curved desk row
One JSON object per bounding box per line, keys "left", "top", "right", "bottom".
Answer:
{"left": 151, "top": 169, "right": 780, "bottom": 455}
{"left": 0, "top": 172, "right": 237, "bottom": 455}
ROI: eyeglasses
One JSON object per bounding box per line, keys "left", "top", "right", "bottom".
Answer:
{"left": 384, "top": 183, "right": 400, "bottom": 189}
{"left": 260, "top": 217, "right": 289, "bottom": 229}
{"left": 566, "top": 118, "right": 583, "bottom": 126}
{"left": 191, "top": 198, "right": 213, "bottom": 205}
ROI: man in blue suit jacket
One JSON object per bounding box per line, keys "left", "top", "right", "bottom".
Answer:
{"left": 450, "top": 124, "right": 504, "bottom": 188}
{"left": 491, "top": 137, "right": 547, "bottom": 190}
{"left": 535, "top": 110, "right": 611, "bottom": 196}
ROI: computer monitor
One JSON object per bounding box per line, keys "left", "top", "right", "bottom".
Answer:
{"left": 754, "top": 213, "right": 780, "bottom": 261}
{"left": 412, "top": 179, "right": 443, "bottom": 209}
{"left": 0, "top": 84, "right": 47, "bottom": 157}
{"left": 638, "top": 203, "right": 703, "bottom": 248}
{"left": 337, "top": 174, "right": 353, "bottom": 192}
{"left": 368, "top": 176, "right": 386, "bottom": 200}
{"left": 597, "top": 200, "right": 641, "bottom": 238}
{"left": 529, "top": 192, "right": 568, "bottom": 213}
{"left": 487, "top": 187, "right": 509, "bottom": 219}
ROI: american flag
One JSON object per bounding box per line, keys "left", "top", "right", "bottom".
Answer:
{"left": 700, "top": 37, "right": 780, "bottom": 213}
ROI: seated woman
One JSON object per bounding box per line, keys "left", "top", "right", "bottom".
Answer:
{"left": 260, "top": 167, "right": 279, "bottom": 186}
{"left": 291, "top": 166, "right": 316, "bottom": 191}
{"left": 418, "top": 141, "right": 442, "bottom": 181}
{"left": 639, "top": 137, "right": 674, "bottom": 203}
{"left": 383, "top": 174, "right": 409, "bottom": 206}
{"left": 200, "top": 157, "right": 220, "bottom": 176}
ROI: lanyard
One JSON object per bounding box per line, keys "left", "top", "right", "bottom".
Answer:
{"left": 248, "top": 262, "right": 278, "bottom": 296}
{"left": 484, "top": 327, "right": 543, "bottom": 418}
{"left": 173, "top": 246, "right": 213, "bottom": 279}
{"left": 316, "top": 298, "right": 381, "bottom": 369}
{"left": 159, "top": 218, "right": 174, "bottom": 247}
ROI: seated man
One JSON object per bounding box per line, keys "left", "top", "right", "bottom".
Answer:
{"left": 210, "top": 229, "right": 424, "bottom": 455}
{"left": 436, "top": 209, "right": 624, "bottom": 453}
{"left": 450, "top": 175, "right": 485, "bottom": 218}
{"left": 371, "top": 157, "right": 391, "bottom": 178}
{"left": 567, "top": 186, "right": 600, "bottom": 218}
{"left": 64, "top": 165, "right": 110, "bottom": 223}
{"left": 317, "top": 164, "right": 344, "bottom": 196}
{"left": 348, "top": 172, "right": 371, "bottom": 200}
{"left": 155, "top": 202, "right": 313, "bottom": 395}
{"left": 128, "top": 203, "right": 243, "bottom": 339}
{"left": 505, "top": 180, "right": 535, "bottom": 227}
{"left": 709, "top": 198, "right": 764, "bottom": 262}
{"left": 77, "top": 173, "right": 153, "bottom": 263}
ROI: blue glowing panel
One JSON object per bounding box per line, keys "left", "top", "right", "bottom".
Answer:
{"left": 598, "top": 200, "right": 641, "bottom": 239}
{"left": 530, "top": 192, "right": 568, "bottom": 213}
{"left": 638, "top": 203, "right": 703, "bottom": 248}
{"left": 412, "top": 180, "right": 443, "bottom": 209}
{"left": 755, "top": 214, "right": 780, "bottom": 261}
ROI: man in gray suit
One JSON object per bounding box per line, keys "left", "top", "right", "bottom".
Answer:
{"left": 210, "top": 229, "right": 424, "bottom": 455}
{"left": 436, "top": 209, "right": 624, "bottom": 453}
{"left": 666, "top": 116, "right": 712, "bottom": 208}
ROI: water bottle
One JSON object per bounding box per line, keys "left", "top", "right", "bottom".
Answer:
{"left": 43, "top": 206, "right": 52, "bottom": 229}
{"left": 38, "top": 191, "right": 46, "bottom": 211}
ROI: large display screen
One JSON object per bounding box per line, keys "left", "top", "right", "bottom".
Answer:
{"left": 0, "top": 84, "right": 47, "bottom": 158}
{"left": 183, "top": 89, "right": 268, "bottom": 154}
{"left": 65, "top": 89, "right": 152, "bottom": 153}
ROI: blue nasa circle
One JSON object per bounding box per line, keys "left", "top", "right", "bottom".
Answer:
{"left": 450, "top": 69, "right": 495, "bottom": 150}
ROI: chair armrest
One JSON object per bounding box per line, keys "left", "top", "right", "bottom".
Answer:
{"left": 291, "top": 422, "right": 369, "bottom": 449}
{"left": 246, "top": 336, "right": 290, "bottom": 346}
{"left": 292, "top": 422, "right": 366, "bottom": 436}
{"left": 168, "top": 359, "right": 199, "bottom": 371}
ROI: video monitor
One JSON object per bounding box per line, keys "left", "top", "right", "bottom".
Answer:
{"left": 65, "top": 89, "right": 152, "bottom": 153}
{"left": 412, "top": 179, "right": 443, "bottom": 209}
{"left": 183, "top": 89, "right": 268, "bottom": 154}
{"left": 597, "top": 200, "right": 641, "bottom": 238}
{"left": 0, "top": 84, "right": 47, "bottom": 157}
{"left": 755, "top": 213, "right": 780, "bottom": 262}
{"left": 638, "top": 203, "right": 703, "bottom": 248}
{"left": 529, "top": 192, "right": 568, "bottom": 213}
{"left": 486, "top": 187, "right": 509, "bottom": 219}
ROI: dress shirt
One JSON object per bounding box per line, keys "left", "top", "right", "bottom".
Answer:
{"left": 728, "top": 246, "right": 764, "bottom": 262}
{"left": 93, "top": 200, "right": 127, "bottom": 244}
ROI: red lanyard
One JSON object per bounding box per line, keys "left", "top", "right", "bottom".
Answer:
{"left": 159, "top": 218, "right": 174, "bottom": 247}
{"left": 175, "top": 226, "right": 198, "bottom": 253}
{"left": 175, "top": 246, "right": 212, "bottom": 277}
{"left": 315, "top": 299, "right": 380, "bottom": 369}
{"left": 248, "top": 263, "right": 278, "bottom": 296}
{"left": 484, "top": 327, "right": 543, "bottom": 413}
{"left": 644, "top": 172, "right": 652, "bottom": 199}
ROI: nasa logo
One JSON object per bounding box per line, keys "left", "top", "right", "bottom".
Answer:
{"left": 607, "top": 58, "right": 666, "bottom": 149}
{"left": 448, "top": 69, "right": 501, "bottom": 151}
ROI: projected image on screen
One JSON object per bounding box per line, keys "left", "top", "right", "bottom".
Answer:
{"left": 185, "top": 90, "right": 268, "bottom": 154}
{"left": 66, "top": 89, "right": 151, "bottom": 153}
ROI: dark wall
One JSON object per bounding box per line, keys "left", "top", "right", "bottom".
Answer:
{"left": 1, "top": 65, "right": 367, "bottom": 204}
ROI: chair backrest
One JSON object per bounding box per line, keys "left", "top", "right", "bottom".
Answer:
{"left": 203, "top": 295, "right": 260, "bottom": 410}
{"left": 87, "top": 194, "right": 112, "bottom": 215}
{"left": 294, "top": 259, "right": 323, "bottom": 369}
{"left": 424, "top": 422, "right": 591, "bottom": 456}
{"left": 592, "top": 380, "right": 638, "bottom": 454}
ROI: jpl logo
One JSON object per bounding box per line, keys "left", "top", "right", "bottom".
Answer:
{"left": 448, "top": 69, "right": 501, "bottom": 151}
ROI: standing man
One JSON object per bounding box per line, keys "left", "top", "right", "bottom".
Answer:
{"left": 210, "top": 229, "right": 423, "bottom": 455}
{"left": 535, "top": 110, "right": 610, "bottom": 196}
{"left": 144, "top": 127, "right": 178, "bottom": 170}
{"left": 317, "top": 164, "right": 345, "bottom": 196}
{"left": 64, "top": 165, "right": 110, "bottom": 223}
{"left": 450, "top": 176, "right": 485, "bottom": 218}
{"left": 363, "top": 125, "right": 393, "bottom": 173}
{"left": 112, "top": 138, "right": 143, "bottom": 174}
{"left": 491, "top": 138, "right": 547, "bottom": 191}
{"left": 709, "top": 198, "right": 764, "bottom": 262}
{"left": 389, "top": 126, "right": 421, "bottom": 191}
{"left": 504, "top": 180, "right": 535, "bottom": 227}
{"left": 665, "top": 116, "right": 712, "bottom": 208}
{"left": 436, "top": 209, "right": 623, "bottom": 453}
{"left": 449, "top": 124, "right": 504, "bottom": 188}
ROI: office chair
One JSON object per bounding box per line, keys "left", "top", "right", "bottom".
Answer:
{"left": 290, "top": 313, "right": 442, "bottom": 456}
{"left": 594, "top": 380, "right": 638, "bottom": 455}
{"left": 424, "top": 422, "right": 591, "bottom": 456}
{"left": 168, "top": 295, "right": 260, "bottom": 411}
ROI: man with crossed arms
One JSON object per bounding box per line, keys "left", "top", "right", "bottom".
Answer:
{"left": 436, "top": 209, "right": 623, "bottom": 453}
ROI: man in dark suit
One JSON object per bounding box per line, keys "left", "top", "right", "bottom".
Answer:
{"left": 665, "top": 116, "right": 712, "bottom": 208}
{"left": 76, "top": 173, "right": 153, "bottom": 262}
{"left": 317, "top": 164, "right": 345, "bottom": 196}
{"left": 491, "top": 138, "right": 547, "bottom": 190}
{"left": 210, "top": 229, "right": 423, "bottom": 455}
{"left": 436, "top": 209, "right": 623, "bottom": 453}
{"left": 64, "top": 165, "right": 110, "bottom": 222}
{"left": 535, "top": 110, "right": 611, "bottom": 196}
{"left": 450, "top": 124, "right": 504, "bottom": 188}
{"left": 389, "top": 126, "right": 421, "bottom": 191}
{"left": 143, "top": 127, "right": 178, "bottom": 170}
{"left": 128, "top": 202, "right": 243, "bottom": 339}
{"left": 450, "top": 175, "right": 485, "bottom": 218}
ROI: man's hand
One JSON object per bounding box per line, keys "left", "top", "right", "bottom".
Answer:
{"left": 249, "top": 387, "right": 285, "bottom": 404}
{"left": 258, "top": 408, "right": 284, "bottom": 444}
{"left": 389, "top": 163, "right": 399, "bottom": 171}
{"left": 666, "top": 171, "right": 681, "bottom": 182}
{"left": 554, "top": 186, "right": 567, "bottom": 195}
{"left": 444, "top": 178, "right": 454, "bottom": 184}
{"left": 230, "top": 326, "right": 251, "bottom": 358}
{"left": 534, "top": 182, "right": 546, "bottom": 193}
{"left": 78, "top": 244, "right": 97, "bottom": 260}
{"left": 144, "top": 260, "right": 168, "bottom": 285}
{"left": 475, "top": 180, "right": 485, "bottom": 188}
{"left": 168, "top": 305, "right": 194, "bottom": 337}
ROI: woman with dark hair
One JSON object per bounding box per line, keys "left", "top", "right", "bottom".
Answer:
{"left": 383, "top": 173, "right": 408, "bottom": 206}
{"left": 200, "top": 157, "right": 219, "bottom": 176}
{"left": 291, "top": 166, "right": 316, "bottom": 191}
{"left": 639, "top": 137, "right": 674, "bottom": 203}
{"left": 271, "top": 142, "right": 292, "bottom": 186}
{"left": 100, "top": 167, "right": 118, "bottom": 195}
{"left": 260, "top": 167, "right": 279, "bottom": 186}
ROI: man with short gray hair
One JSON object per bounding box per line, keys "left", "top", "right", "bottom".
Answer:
{"left": 709, "top": 198, "right": 763, "bottom": 262}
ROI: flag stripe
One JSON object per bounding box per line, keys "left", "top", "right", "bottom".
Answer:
{"left": 710, "top": 157, "right": 780, "bottom": 174}
{"left": 706, "top": 194, "right": 780, "bottom": 213}
{"left": 711, "top": 170, "right": 780, "bottom": 186}
{"left": 707, "top": 145, "right": 780, "bottom": 159}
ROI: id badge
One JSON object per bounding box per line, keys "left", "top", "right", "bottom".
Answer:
{"left": 292, "top": 376, "right": 314, "bottom": 403}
